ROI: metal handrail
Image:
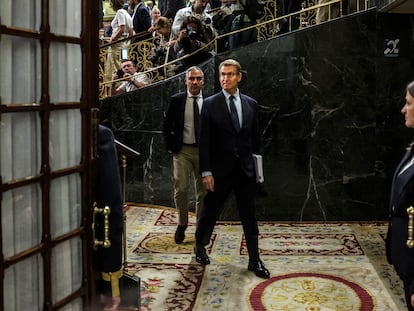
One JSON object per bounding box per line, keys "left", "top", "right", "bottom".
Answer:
{"left": 98, "top": 0, "right": 373, "bottom": 99}
{"left": 114, "top": 140, "right": 140, "bottom": 271}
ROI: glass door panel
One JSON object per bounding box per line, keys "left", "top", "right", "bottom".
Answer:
{"left": 50, "top": 174, "right": 81, "bottom": 238}
{"left": 50, "top": 0, "right": 82, "bottom": 37}
{"left": 0, "top": 35, "right": 41, "bottom": 106}
{"left": 51, "top": 238, "right": 82, "bottom": 303}
{"left": 0, "top": 112, "right": 41, "bottom": 181}
{"left": 2, "top": 184, "right": 42, "bottom": 257}
{"left": 49, "top": 110, "right": 82, "bottom": 170}
{"left": 0, "top": 0, "right": 41, "bottom": 30}
{"left": 4, "top": 254, "right": 44, "bottom": 310}
{"left": 49, "top": 43, "right": 82, "bottom": 103}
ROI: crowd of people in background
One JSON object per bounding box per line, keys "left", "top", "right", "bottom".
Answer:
{"left": 101, "top": 0, "right": 268, "bottom": 88}
{"left": 100, "top": 0, "right": 361, "bottom": 95}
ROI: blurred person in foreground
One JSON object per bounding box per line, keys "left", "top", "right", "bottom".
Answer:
{"left": 386, "top": 80, "right": 414, "bottom": 311}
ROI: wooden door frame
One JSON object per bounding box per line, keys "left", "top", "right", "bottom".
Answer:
{"left": 0, "top": 0, "right": 100, "bottom": 309}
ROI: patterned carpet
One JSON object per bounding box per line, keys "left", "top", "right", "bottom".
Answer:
{"left": 123, "top": 204, "right": 406, "bottom": 311}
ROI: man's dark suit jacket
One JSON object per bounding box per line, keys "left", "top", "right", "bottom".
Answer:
{"left": 387, "top": 146, "right": 414, "bottom": 296}
{"left": 163, "top": 92, "right": 196, "bottom": 153}
{"left": 159, "top": 0, "right": 186, "bottom": 19}
{"left": 132, "top": 2, "right": 151, "bottom": 42}
{"left": 199, "top": 91, "right": 260, "bottom": 177}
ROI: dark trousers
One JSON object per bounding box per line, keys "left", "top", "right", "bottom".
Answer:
{"left": 195, "top": 164, "right": 260, "bottom": 261}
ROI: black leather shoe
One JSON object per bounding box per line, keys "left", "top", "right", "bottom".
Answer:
{"left": 194, "top": 246, "right": 210, "bottom": 265}
{"left": 174, "top": 225, "right": 187, "bottom": 244}
{"left": 248, "top": 259, "right": 270, "bottom": 279}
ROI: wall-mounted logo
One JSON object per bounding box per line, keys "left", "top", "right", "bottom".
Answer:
{"left": 384, "top": 39, "right": 400, "bottom": 57}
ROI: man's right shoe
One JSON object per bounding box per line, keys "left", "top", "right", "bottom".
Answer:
{"left": 194, "top": 246, "right": 210, "bottom": 265}
{"left": 248, "top": 259, "right": 270, "bottom": 279}
{"left": 174, "top": 225, "right": 187, "bottom": 244}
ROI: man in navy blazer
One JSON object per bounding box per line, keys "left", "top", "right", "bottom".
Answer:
{"left": 387, "top": 80, "right": 414, "bottom": 311}
{"left": 163, "top": 66, "right": 206, "bottom": 244}
{"left": 194, "top": 59, "right": 270, "bottom": 279}
{"left": 158, "top": 0, "right": 186, "bottom": 20}
{"left": 129, "top": 0, "right": 152, "bottom": 42}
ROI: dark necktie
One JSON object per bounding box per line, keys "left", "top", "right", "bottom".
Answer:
{"left": 410, "top": 143, "right": 414, "bottom": 155}
{"left": 229, "top": 95, "right": 240, "bottom": 132}
{"left": 193, "top": 97, "right": 199, "bottom": 145}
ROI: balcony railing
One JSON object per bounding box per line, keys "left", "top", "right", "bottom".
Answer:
{"left": 99, "top": 0, "right": 372, "bottom": 99}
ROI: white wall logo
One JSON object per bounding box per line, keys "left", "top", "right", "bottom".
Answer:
{"left": 384, "top": 39, "right": 400, "bottom": 57}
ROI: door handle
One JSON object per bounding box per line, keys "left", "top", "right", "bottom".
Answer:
{"left": 92, "top": 202, "right": 111, "bottom": 249}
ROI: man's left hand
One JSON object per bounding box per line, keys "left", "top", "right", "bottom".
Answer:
{"left": 202, "top": 175, "right": 214, "bottom": 192}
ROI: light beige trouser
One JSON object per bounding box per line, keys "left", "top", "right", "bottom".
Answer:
{"left": 173, "top": 145, "right": 205, "bottom": 226}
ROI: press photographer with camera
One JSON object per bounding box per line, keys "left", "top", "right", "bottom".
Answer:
{"left": 110, "top": 59, "right": 150, "bottom": 96}
{"left": 172, "top": 0, "right": 213, "bottom": 37}
{"left": 173, "top": 15, "right": 217, "bottom": 70}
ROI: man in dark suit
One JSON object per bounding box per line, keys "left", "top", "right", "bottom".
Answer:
{"left": 158, "top": 0, "right": 186, "bottom": 20}
{"left": 162, "top": 66, "right": 206, "bottom": 244}
{"left": 194, "top": 59, "right": 270, "bottom": 279}
{"left": 129, "top": 0, "right": 152, "bottom": 41}
{"left": 386, "top": 80, "right": 414, "bottom": 311}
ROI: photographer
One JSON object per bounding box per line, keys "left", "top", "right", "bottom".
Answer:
{"left": 172, "top": 0, "right": 213, "bottom": 37}
{"left": 110, "top": 59, "right": 150, "bottom": 96}
{"left": 174, "top": 15, "right": 216, "bottom": 70}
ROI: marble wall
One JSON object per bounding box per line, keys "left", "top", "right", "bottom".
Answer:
{"left": 100, "top": 9, "right": 414, "bottom": 221}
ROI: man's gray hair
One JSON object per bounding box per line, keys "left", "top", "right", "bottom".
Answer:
{"left": 185, "top": 66, "right": 204, "bottom": 79}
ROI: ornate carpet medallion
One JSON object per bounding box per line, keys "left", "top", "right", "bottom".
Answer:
{"left": 249, "top": 273, "right": 374, "bottom": 311}
{"left": 123, "top": 204, "right": 405, "bottom": 310}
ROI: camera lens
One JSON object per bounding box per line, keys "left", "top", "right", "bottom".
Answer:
{"left": 186, "top": 28, "right": 198, "bottom": 40}
{"left": 116, "top": 69, "right": 124, "bottom": 78}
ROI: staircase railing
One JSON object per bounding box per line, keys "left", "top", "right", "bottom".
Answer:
{"left": 114, "top": 140, "right": 140, "bottom": 272}
{"left": 99, "top": 0, "right": 373, "bottom": 99}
